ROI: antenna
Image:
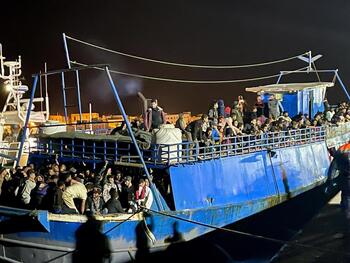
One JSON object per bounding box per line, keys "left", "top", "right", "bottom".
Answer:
{"left": 297, "top": 51, "right": 322, "bottom": 72}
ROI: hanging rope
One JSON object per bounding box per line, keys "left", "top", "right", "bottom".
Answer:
{"left": 65, "top": 34, "right": 308, "bottom": 69}
{"left": 71, "top": 61, "right": 309, "bottom": 84}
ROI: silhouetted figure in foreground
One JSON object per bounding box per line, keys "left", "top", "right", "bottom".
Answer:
{"left": 135, "top": 214, "right": 155, "bottom": 262}
{"left": 73, "top": 212, "right": 111, "bottom": 263}
{"left": 164, "top": 222, "right": 184, "bottom": 244}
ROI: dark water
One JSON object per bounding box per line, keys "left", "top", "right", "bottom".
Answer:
{"left": 200, "top": 184, "right": 338, "bottom": 263}
{"left": 132, "top": 183, "right": 339, "bottom": 263}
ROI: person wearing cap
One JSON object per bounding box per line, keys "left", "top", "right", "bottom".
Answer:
{"left": 86, "top": 186, "right": 105, "bottom": 215}
{"left": 144, "top": 99, "right": 166, "bottom": 131}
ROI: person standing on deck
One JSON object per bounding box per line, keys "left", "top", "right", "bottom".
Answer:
{"left": 186, "top": 114, "right": 209, "bottom": 143}
{"left": 145, "top": 99, "right": 166, "bottom": 131}
{"left": 268, "top": 94, "right": 283, "bottom": 120}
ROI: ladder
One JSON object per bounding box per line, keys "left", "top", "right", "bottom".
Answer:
{"left": 60, "top": 70, "right": 83, "bottom": 124}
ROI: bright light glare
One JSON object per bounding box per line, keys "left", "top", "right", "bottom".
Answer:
{"left": 4, "top": 84, "right": 11, "bottom": 92}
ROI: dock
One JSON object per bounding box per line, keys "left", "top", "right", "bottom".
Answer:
{"left": 273, "top": 191, "right": 350, "bottom": 263}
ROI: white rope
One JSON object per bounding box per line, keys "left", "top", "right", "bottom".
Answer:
{"left": 71, "top": 61, "right": 308, "bottom": 84}
{"left": 65, "top": 34, "right": 308, "bottom": 69}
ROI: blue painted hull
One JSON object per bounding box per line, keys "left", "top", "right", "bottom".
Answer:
{"left": 0, "top": 141, "right": 336, "bottom": 262}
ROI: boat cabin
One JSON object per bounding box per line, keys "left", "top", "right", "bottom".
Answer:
{"left": 246, "top": 82, "right": 334, "bottom": 118}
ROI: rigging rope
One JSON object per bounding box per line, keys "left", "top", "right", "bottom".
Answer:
{"left": 65, "top": 34, "right": 308, "bottom": 69}
{"left": 142, "top": 207, "right": 350, "bottom": 258}
{"left": 71, "top": 61, "right": 309, "bottom": 84}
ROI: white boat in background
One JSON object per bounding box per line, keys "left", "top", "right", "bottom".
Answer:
{"left": 0, "top": 45, "right": 50, "bottom": 167}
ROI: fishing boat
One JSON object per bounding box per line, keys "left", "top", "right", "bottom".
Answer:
{"left": 0, "top": 40, "right": 348, "bottom": 263}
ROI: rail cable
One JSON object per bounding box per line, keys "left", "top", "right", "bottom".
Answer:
{"left": 66, "top": 34, "right": 308, "bottom": 69}
{"left": 71, "top": 61, "right": 309, "bottom": 84}
{"left": 142, "top": 206, "right": 350, "bottom": 258}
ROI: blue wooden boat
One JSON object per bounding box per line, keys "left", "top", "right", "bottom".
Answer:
{"left": 0, "top": 52, "right": 349, "bottom": 262}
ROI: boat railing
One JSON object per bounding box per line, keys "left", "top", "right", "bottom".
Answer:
{"left": 31, "top": 126, "right": 326, "bottom": 167}
{"left": 155, "top": 126, "right": 326, "bottom": 164}
{"left": 325, "top": 122, "right": 350, "bottom": 148}
{"left": 326, "top": 122, "right": 350, "bottom": 138}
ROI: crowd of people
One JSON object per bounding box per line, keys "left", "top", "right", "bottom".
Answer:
{"left": 172, "top": 95, "right": 350, "bottom": 147}
{"left": 0, "top": 95, "right": 349, "bottom": 215}
{"left": 0, "top": 159, "right": 154, "bottom": 215}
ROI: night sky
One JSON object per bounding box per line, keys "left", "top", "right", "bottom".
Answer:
{"left": 2, "top": 0, "right": 350, "bottom": 116}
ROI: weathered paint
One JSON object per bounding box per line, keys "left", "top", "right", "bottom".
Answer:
{"left": 0, "top": 142, "right": 331, "bottom": 262}
{"left": 169, "top": 142, "right": 329, "bottom": 210}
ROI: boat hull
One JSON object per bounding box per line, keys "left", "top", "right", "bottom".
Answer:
{"left": 0, "top": 141, "right": 339, "bottom": 262}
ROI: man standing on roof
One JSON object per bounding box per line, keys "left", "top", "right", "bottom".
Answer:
{"left": 145, "top": 99, "right": 166, "bottom": 131}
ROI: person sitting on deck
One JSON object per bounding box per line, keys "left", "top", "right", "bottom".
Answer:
{"left": 110, "top": 121, "right": 127, "bottom": 135}
{"left": 86, "top": 186, "right": 105, "bottom": 215}
{"left": 144, "top": 99, "right": 166, "bottom": 131}
{"left": 135, "top": 179, "right": 147, "bottom": 206}
{"left": 103, "top": 188, "right": 124, "bottom": 214}
{"left": 30, "top": 174, "right": 49, "bottom": 209}
{"left": 102, "top": 175, "right": 117, "bottom": 203}
{"left": 51, "top": 180, "right": 65, "bottom": 214}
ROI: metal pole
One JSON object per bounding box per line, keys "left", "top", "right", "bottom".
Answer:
{"left": 17, "top": 75, "right": 39, "bottom": 166}
{"left": 75, "top": 70, "right": 83, "bottom": 122}
{"left": 44, "top": 62, "right": 50, "bottom": 120}
{"left": 89, "top": 102, "right": 92, "bottom": 133}
{"left": 39, "top": 70, "right": 43, "bottom": 112}
{"left": 105, "top": 67, "right": 163, "bottom": 211}
{"left": 335, "top": 70, "right": 350, "bottom": 101}
{"left": 276, "top": 72, "right": 283, "bottom": 84}
{"left": 308, "top": 51, "right": 312, "bottom": 72}
{"left": 61, "top": 72, "right": 68, "bottom": 123}
{"left": 62, "top": 33, "right": 72, "bottom": 69}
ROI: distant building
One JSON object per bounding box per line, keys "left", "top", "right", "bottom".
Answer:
{"left": 48, "top": 112, "right": 199, "bottom": 132}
